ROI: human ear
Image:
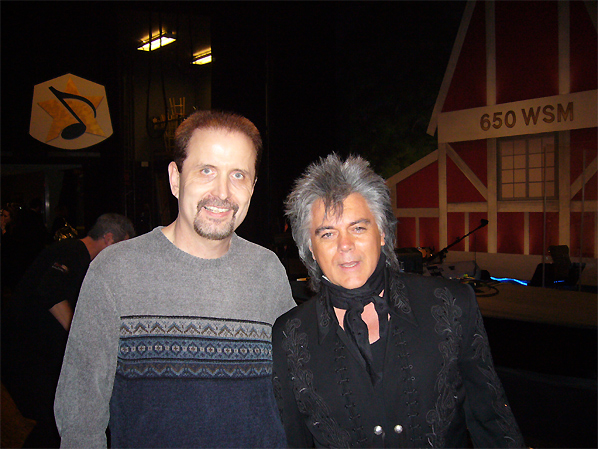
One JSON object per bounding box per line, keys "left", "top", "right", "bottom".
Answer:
{"left": 104, "top": 232, "right": 115, "bottom": 246}
{"left": 380, "top": 231, "right": 385, "bottom": 246}
{"left": 168, "top": 162, "right": 181, "bottom": 199}
{"left": 248, "top": 177, "right": 257, "bottom": 197}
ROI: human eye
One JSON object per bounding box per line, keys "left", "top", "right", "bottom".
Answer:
{"left": 231, "top": 171, "right": 245, "bottom": 180}
{"left": 316, "top": 228, "right": 335, "bottom": 240}
{"left": 352, "top": 223, "right": 368, "bottom": 233}
{"left": 200, "top": 167, "right": 214, "bottom": 176}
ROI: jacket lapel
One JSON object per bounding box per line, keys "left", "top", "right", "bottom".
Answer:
{"left": 388, "top": 272, "right": 419, "bottom": 327}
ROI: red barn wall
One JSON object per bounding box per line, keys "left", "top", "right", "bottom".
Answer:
{"left": 497, "top": 212, "right": 525, "bottom": 254}
{"left": 571, "top": 127, "right": 598, "bottom": 202}
{"left": 450, "top": 140, "right": 488, "bottom": 186}
{"left": 469, "top": 212, "right": 488, "bottom": 252}
{"left": 570, "top": 1, "right": 598, "bottom": 93}
{"left": 571, "top": 212, "right": 596, "bottom": 259}
{"left": 396, "top": 162, "right": 439, "bottom": 208}
{"left": 392, "top": 1, "right": 597, "bottom": 267}
{"left": 529, "top": 212, "right": 560, "bottom": 255}
{"left": 447, "top": 212, "right": 466, "bottom": 251}
{"left": 442, "top": 2, "right": 487, "bottom": 112}
{"left": 447, "top": 157, "right": 486, "bottom": 203}
{"left": 495, "top": 1, "right": 559, "bottom": 103}
{"left": 396, "top": 217, "right": 416, "bottom": 249}
{"left": 419, "top": 217, "right": 439, "bottom": 252}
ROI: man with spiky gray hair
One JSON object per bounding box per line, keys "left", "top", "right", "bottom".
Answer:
{"left": 272, "top": 153, "right": 524, "bottom": 448}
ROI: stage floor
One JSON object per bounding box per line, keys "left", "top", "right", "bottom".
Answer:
{"left": 474, "top": 281, "right": 597, "bottom": 328}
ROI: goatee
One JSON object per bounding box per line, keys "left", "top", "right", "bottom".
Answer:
{"left": 193, "top": 198, "right": 239, "bottom": 240}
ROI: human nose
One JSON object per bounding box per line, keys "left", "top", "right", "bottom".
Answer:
{"left": 211, "top": 174, "right": 231, "bottom": 200}
{"left": 337, "top": 231, "right": 354, "bottom": 253}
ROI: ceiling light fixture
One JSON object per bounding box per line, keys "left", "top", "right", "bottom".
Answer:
{"left": 192, "top": 49, "right": 212, "bottom": 65}
{"left": 138, "top": 33, "right": 176, "bottom": 51}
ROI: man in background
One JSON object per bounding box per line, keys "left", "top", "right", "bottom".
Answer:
{"left": 2, "top": 213, "right": 135, "bottom": 448}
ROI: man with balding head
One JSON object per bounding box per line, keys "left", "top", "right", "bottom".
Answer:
{"left": 4, "top": 213, "right": 134, "bottom": 447}
{"left": 54, "top": 111, "right": 296, "bottom": 448}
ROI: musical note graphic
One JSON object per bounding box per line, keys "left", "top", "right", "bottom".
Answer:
{"left": 32, "top": 75, "right": 111, "bottom": 149}
{"left": 48, "top": 86, "right": 98, "bottom": 140}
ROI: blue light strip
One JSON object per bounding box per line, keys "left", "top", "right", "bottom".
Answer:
{"left": 490, "top": 276, "right": 528, "bottom": 286}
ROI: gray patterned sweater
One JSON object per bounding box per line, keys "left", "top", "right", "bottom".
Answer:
{"left": 55, "top": 227, "right": 296, "bottom": 448}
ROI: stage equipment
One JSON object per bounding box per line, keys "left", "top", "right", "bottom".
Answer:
{"left": 394, "top": 248, "right": 424, "bottom": 274}
{"left": 427, "top": 219, "right": 489, "bottom": 264}
{"left": 424, "top": 260, "right": 482, "bottom": 280}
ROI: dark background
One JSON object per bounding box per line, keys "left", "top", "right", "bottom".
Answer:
{"left": 1, "top": 1, "right": 466, "bottom": 248}
{"left": 2, "top": 3, "right": 597, "bottom": 447}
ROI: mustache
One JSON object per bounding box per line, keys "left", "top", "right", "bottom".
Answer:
{"left": 196, "top": 197, "right": 239, "bottom": 214}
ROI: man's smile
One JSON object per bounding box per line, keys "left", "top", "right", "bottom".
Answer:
{"left": 339, "top": 261, "right": 359, "bottom": 269}
{"left": 197, "top": 198, "right": 239, "bottom": 218}
{"left": 204, "top": 205, "right": 232, "bottom": 214}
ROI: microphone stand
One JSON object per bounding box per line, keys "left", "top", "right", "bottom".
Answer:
{"left": 428, "top": 219, "right": 489, "bottom": 264}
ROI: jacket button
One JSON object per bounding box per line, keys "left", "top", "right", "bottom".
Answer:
{"left": 394, "top": 424, "right": 403, "bottom": 434}
{"left": 374, "top": 425, "right": 384, "bottom": 435}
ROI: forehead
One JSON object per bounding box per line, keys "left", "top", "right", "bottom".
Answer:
{"left": 185, "top": 128, "right": 256, "bottom": 166}
{"left": 310, "top": 193, "right": 376, "bottom": 227}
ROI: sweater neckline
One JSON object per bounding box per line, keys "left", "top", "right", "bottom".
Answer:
{"left": 154, "top": 226, "right": 238, "bottom": 264}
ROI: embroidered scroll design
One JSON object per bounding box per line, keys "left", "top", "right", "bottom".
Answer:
{"left": 472, "top": 310, "right": 525, "bottom": 448}
{"left": 426, "top": 287, "right": 463, "bottom": 447}
{"left": 389, "top": 274, "right": 411, "bottom": 314}
{"left": 282, "top": 318, "right": 351, "bottom": 448}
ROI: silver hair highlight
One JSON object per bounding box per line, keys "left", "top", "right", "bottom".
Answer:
{"left": 285, "top": 153, "right": 398, "bottom": 292}
{"left": 87, "top": 213, "right": 135, "bottom": 242}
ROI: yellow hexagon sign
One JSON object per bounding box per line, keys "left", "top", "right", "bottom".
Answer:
{"left": 30, "top": 73, "right": 113, "bottom": 150}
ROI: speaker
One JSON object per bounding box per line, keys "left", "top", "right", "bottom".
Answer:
{"left": 394, "top": 248, "right": 424, "bottom": 274}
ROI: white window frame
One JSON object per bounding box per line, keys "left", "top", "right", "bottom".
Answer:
{"left": 498, "top": 133, "right": 558, "bottom": 201}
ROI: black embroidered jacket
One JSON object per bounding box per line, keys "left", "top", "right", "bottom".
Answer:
{"left": 272, "top": 271, "right": 525, "bottom": 448}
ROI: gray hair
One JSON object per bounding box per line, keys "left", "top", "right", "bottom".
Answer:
{"left": 87, "top": 213, "right": 136, "bottom": 243}
{"left": 285, "top": 153, "right": 398, "bottom": 292}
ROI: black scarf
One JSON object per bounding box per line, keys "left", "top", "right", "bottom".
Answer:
{"left": 322, "top": 253, "right": 389, "bottom": 385}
